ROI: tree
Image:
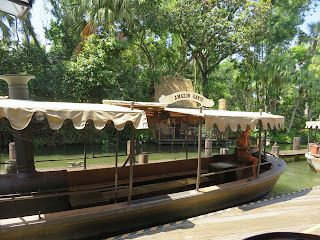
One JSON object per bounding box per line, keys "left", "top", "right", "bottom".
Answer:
{"left": 166, "top": 0, "right": 272, "bottom": 96}
{"left": 0, "top": 12, "right": 15, "bottom": 40}
{"left": 256, "top": 52, "right": 295, "bottom": 114}
{"left": 63, "top": 30, "right": 151, "bottom": 103}
{"left": 308, "top": 21, "right": 320, "bottom": 56}
{"left": 20, "top": 12, "right": 41, "bottom": 48}
{"left": 0, "top": 11, "right": 41, "bottom": 49}
{"left": 46, "top": 0, "right": 136, "bottom": 55}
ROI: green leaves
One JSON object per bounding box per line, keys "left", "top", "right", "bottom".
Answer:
{"left": 64, "top": 30, "right": 151, "bottom": 103}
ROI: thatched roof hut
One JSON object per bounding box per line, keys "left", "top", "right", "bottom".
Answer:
{"left": 154, "top": 77, "right": 197, "bottom": 108}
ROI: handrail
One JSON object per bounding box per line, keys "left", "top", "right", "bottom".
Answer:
{"left": 0, "top": 161, "right": 272, "bottom": 201}
{"left": 0, "top": 184, "right": 129, "bottom": 203}
{"left": 0, "top": 146, "right": 237, "bottom": 165}
{"left": 200, "top": 161, "right": 271, "bottom": 178}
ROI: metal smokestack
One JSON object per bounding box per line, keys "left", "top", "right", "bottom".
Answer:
{"left": 0, "top": 74, "right": 35, "bottom": 100}
{"left": 218, "top": 99, "right": 226, "bottom": 110}
{"left": 0, "top": 74, "right": 36, "bottom": 179}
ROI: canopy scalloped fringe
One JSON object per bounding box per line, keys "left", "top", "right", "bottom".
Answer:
{"left": 205, "top": 117, "right": 284, "bottom": 132}
{"left": 204, "top": 111, "right": 285, "bottom": 132}
{"left": 306, "top": 121, "right": 320, "bottom": 129}
{"left": 0, "top": 99, "right": 149, "bottom": 131}
{"left": 165, "top": 108, "right": 285, "bottom": 132}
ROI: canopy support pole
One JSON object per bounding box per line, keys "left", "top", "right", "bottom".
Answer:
{"left": 128, "top": 102, "right": 135, "bottom": 204}
{"left": 185, "top": 116, "right": 189, "bottom": 160}
{"left": 114, "top": 130, "right": 119, "bottom": 203}
{"left": 196, "top": 107, "right": 203, "bottom": 191}
{"left": 0, "top": 129, "right": 1, "bottom": 175}
{"left": 315, "top": 127, "right": 318, "bottom": 143}
{"left": 92, "top": 140, "right": 95, "bottom": 158}
{"left": 83, "top": 138, "right": 87, "bottom": 170}
{"left": 257, "top": 119, "right": 262, "bottom": 177}
{"left": 264, "top": 130, "right": 267, "bottom": 161}
{"left": 264, "top": 108, "right": 267, "bottom": 160}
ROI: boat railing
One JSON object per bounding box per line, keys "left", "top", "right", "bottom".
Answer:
{"left": 0, "top": 161, "right": 272, "bottom": 203}
{"left": 201, "top": 161, "right": 271, "bottom": 178}
{"left": 0, "top": 183, "right": 129, "bottom": 203}
{"left": 0, "top": 147, "right": 226, "bottom": 166}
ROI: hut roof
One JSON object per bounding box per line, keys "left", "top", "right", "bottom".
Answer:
{"left": 154, "top": 77, "right": 197, "bottom": 108}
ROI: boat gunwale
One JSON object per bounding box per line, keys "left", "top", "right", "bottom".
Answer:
{"left": 0, "top": 155, "right": 286, "bottom": 233}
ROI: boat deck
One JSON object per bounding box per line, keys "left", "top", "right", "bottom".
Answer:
{"left": 279, "top": 149, "right": 308, "bottom": 158}
{"left": 109, "top": 186, "right": 320, "bottom": 240}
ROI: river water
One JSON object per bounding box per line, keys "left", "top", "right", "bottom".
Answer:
{"left": 0, "top": 142, "right": 319, "bottom": 197}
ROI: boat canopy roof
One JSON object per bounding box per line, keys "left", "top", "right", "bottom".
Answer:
{"left": 0, "top": 99, "right": 148, "bottom": 131}
{"left": 165, "top": 108, "right": 285, "bottom": 132}
{"left": 102, "top": 99, "right": 285, "bottom": 132}
{"left": 0, "top": 0, "right": 33, "bottom": 18}
{"left": 102, "top": 100, "right": 167, "bottom": 110}
{"left": 306, "top": 121, "right": 320, "bottom": 129}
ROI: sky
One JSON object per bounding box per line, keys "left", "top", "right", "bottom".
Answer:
{"left": 30, "top": 0, "right": 53, "bottom": 46}
{"left": 30, "top": 0, "right": 320, "bottom": 47}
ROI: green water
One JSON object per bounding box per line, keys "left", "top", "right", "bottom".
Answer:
{"left": 1, "top": 143, "right": 319, "bottom": 196}
{"left": 270, "top": 158, "right": 320, "bottom": 196}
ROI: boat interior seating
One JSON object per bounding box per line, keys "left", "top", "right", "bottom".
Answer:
{"left": 67, "top": 153, "right": 267, "bottom": 208}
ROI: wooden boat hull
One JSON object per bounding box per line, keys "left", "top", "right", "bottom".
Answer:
{"left": 305, "top": 153, "right": 320, "bottom": 173}
{"left": 0, "top": 155, "right": 286, "bottom": 240}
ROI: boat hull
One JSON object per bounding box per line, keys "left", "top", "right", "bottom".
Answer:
{"left": 0, "top": 155, "right": 286, "bottom": 240}
{"left": 305, "top": 153, "right": 320, "bottom": 173}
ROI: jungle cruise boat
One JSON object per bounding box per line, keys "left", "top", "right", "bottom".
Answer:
{"left": 0, "top": 75, "right": 286, "bottom": 240}
{"left": 305, "top": 121, "right": 320, "bottom": 173}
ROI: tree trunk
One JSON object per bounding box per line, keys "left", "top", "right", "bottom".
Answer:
{"left": 201, "top": 70, "right": 207, "bottom": 96}
{"left": 312, "top": 39, "right": 318, "bottom": 56}
{"left": 287, "top": 87, "right": 303, "bottom": 134}
{"left": 272, "top": 76, "right": 278, "bottom": 114}
{"left": 200, "top": 56, "right": 208, "bottom": 96}
{"left": 255, "top": 81, "right": 259, "bottom": 111}
{"left": 22, "top": 22, "right": 31, "bottom": 46}
{"left": 25, "top": 15, "right": 41, "bottom": 49}
{"left": 308, "top": 99, "right": 312, "bottom": 120}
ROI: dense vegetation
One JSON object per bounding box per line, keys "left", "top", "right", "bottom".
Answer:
{"left": 1, "top": 0, "right": 320, "bottom": 145}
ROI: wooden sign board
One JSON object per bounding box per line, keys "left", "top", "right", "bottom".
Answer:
{"left": 159, "top": 91, "right": 214, "bottom": 107}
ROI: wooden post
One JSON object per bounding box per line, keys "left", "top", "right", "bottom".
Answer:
{"left": 220, "top": 148, "right": 229, "bottom": 154}
{"left": 196, "top": 107, "right": 203, "bottom": 191}
{"left": 272, "top": 145, "right": 280, "bottom": 157}
{"left": 138, "top": 152, "right": 148, "bottom": 164}
{"left": 114, "top": 130, "right": 119, "bottom": 203}
{"left": 5, "top": 142, "right": 17, "bottom": 174}
{"left": 205, "top": 139, "right": 213, "bottom": 157}
{"left": 293, "top": 137, "right": 300, "bottom": 150}
{"left": 127, "top": 140, "right": 136, "bottom": 163}
{"left": 92, "top": 140, "right": 95, "bottom": 158}
{"left": 256, "top": 138, "right": 263, "bottom": 150}
{"left": 9, "top": 142, "right": 16, "bottom": 160}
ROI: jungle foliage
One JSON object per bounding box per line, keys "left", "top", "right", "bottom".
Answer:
{"left": 1, "top": 0, "right": 320, "bottom": 145}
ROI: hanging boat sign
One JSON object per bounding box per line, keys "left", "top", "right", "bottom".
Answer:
{"left": 159, "top": 91, "right": 214, "bottom": 107}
